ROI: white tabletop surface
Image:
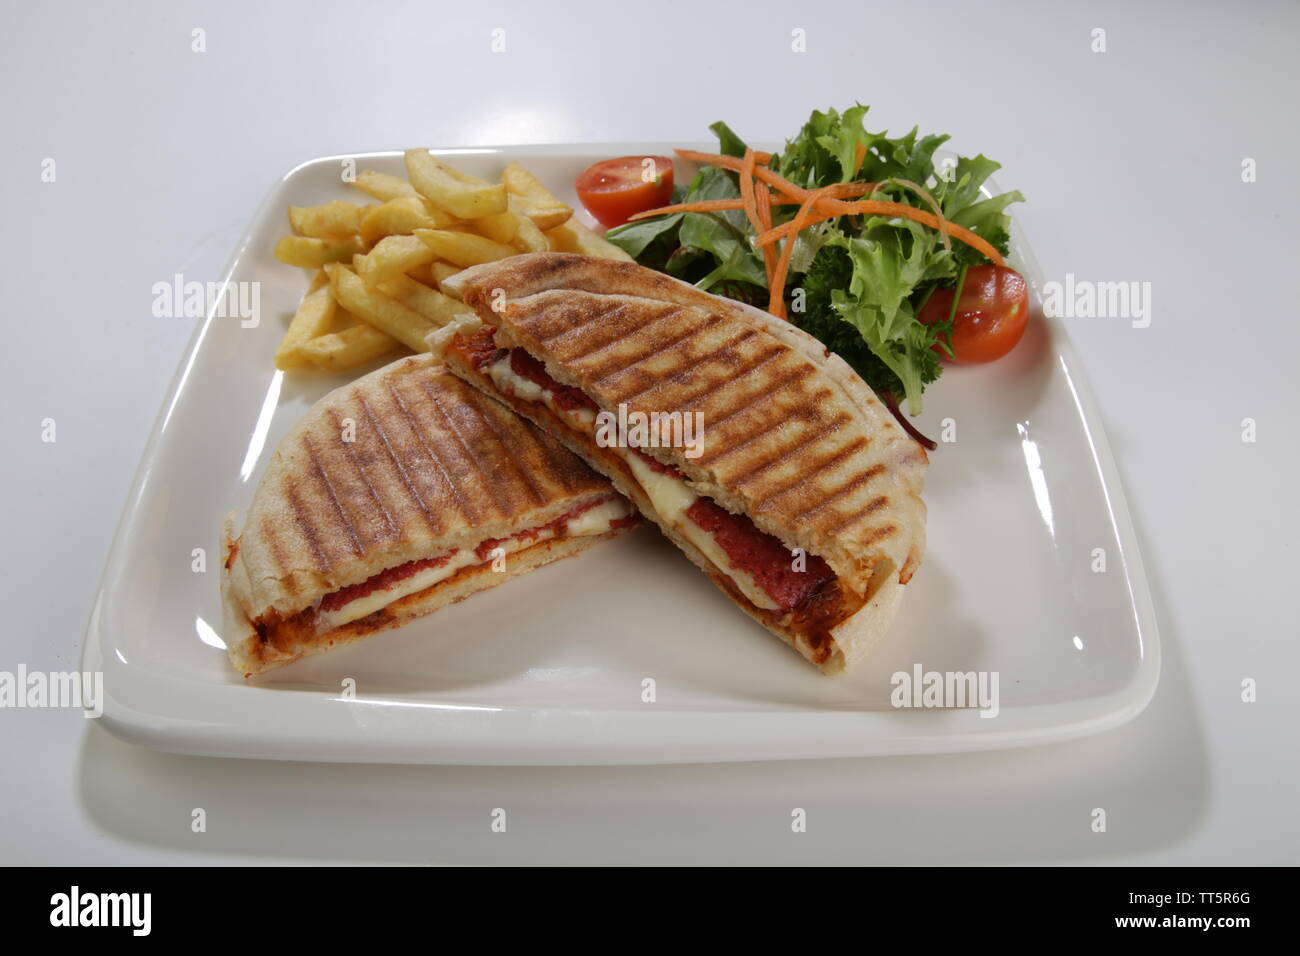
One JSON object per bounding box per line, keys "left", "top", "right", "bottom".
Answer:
{"left": 2, "top": 0, "right": 1296, "bottom": 865}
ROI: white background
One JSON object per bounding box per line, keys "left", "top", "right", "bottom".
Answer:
{"left": 2, "top": 0, "right": 1296, "bottom": 864}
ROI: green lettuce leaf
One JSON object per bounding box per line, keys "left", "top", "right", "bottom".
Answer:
{"left": 674, "top": 167, "right": 767, "bottom": 288}
{"left": 604, "top": 211, "right": 682, "bottom": 259}
{"left": 708, "top": 120, "right": 750, "bottom": 159}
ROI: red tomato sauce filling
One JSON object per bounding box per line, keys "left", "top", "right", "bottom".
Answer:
{"left": 319, "top": 551, "right": 457, "bottom": 613}
{"left": 473, "top": 496, "right": 627, "bottom": 560}
{"left": 319, "top": 497, "right": 629, "bottom": 614}
{"left": 457, "top": 327, "right": 596, "bottom": 413}
{"left": 630, "top": 446, "right": 685, "bottom": 478}
{"left": 507, "top": 349, "right": 598, "bottom": 413}
{"left": 685, "top": 498, "right": 836, "bottom": 612}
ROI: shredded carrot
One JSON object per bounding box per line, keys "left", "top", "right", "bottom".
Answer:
{"left": 626, "top": 182, "right": 877, "bottom": 222}
{"left": 754, "top": 185, "right": 773, "bottom": 227}
{"left": 754, "top": 198, "right": 1005, "bottom": 267}
{"left": 738, "top": 150, "right": 764, "bottom": 238}
{"left": 627, "top": 198, "right": 750, "bottom": 219}
{"left": 754, "top": 179, "right": 778, "bottom": 293}
{"left": 799, "top": 181, "right": 880, "bottom": 200}
{"left": 767, "top": 184, "right": 843, "bottom": 319}
{"left": 675, "top": 149, "right": 810, "bottom": 203}
{"left": 737, "top": 149, "right": 777, "bottom": 293}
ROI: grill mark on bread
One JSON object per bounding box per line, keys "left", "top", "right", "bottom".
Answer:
{"left": 533, "top": 417, "right": 604, "bottom": 493}
{"left": 671, "top": 341, "right": 782, "bottom": 411}
{"left": 614, "top": 322, "right": 755, "bottom": 390}
{"left": 494, "top": 253, "right": 572, "bottom": 299}
{"left": 259, "top": 517, "right": 304, "bottom": 595}
{"left": 325, "top": 406, "right": 400, "bottom": 542}
{"left": 693, "top": 367, "right": 820, "bottom": 467}
{"left": 509, "top": 292, "right": 631, "bottom": 348}
{"left": 285, "top": 485, "right": 333, "bottom": 574}
{"left": 551, "top": 302, "right": 689, "bottom": 364}
{"left": 693, "top": 362, "right": 815, "bottom": 444}
{"left": 586, "top": 319, "right": 717, "bottom": 391}
{"left": 531, "top": 301, "right": 632, "bottom": 357}
{"left": 823, "top": 496, "right": 892, "bottom": 537}
{"left": 694, "top": 413, "right": 787, "bottom": 468}
{"left": 465, "top": 395, "right": 548, "bottom": 507}
{"left": 385, "top": 379, "right": 478, "bottom": 525}
{"left": 857, "top": 522, "right": 899, "bottom": 546}
{"left": 601, "top": 328, "right": 763, "bottom": 409}
{"left": 302, "top": 434, "right": 365, "bottom": 559}
{"left": 727, "top": 422, "right": 841, "bottom": 490}
{"left": 355, "top": 393, "right": 442, "bottom": 535}
{"left": 794, "top": 466, "right": 888, "bottom": 522}
{"left": 751, "top": 436, "right": 871, "bottom": 509}
{"left": 415, "top": 379, "right": 512, "bottom": 521}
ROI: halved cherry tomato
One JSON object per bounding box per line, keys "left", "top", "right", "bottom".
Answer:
{"left": 918, "top": 264, "right": 1030, "bottom": 364}
{"left": 575, "top": 156, "right": 674, "bottom": 230}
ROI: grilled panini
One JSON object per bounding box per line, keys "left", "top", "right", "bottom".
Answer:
{"left": 436, "top": 252, "right": 927, "bottom": 674}
{"left": 221, "top": 352, "right": 635, "bottom": 675}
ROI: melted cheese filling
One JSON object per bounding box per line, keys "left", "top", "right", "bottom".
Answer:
{"left": 487, "top": 354, "right": 781, "bottom": 611}
{"left": 318, "top": 497, "right": 632, "bottom": 630}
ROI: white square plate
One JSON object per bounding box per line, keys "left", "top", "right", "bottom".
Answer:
{"left": 83, "top": 145, "right": 1159, "bottom": 764}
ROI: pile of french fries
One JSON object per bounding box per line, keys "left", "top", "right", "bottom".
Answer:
{"left": 272, "top": 151, "right": 632, "bottom": 372}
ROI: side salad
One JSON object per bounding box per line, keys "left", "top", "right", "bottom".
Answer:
{"left": 586, "top": 106, "right": 1028, "bottom": 442}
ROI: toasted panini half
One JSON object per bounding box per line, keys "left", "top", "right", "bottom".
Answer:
{"left": 436, "top": 253, "right": 927, "bottom": 674}
{"left": 221, "top": 352, "right": 635, "bottom": 676}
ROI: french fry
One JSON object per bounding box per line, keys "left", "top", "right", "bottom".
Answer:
{"left": 473, "top": 210, "right": 518, "bottom": 245}
{"left": 274, "top": 273, "right": 336, "bottom": 369}
{"left": 509, "top": 199, "right": 551, "bottom": 253}
{"left": 359, "top": 196, "right": 456, "bottom": 242}
{"left": 288, "top": 201, "right": 363, "bottom": 238}
{"left": 401, "top": 261, "right": 433, "bottom": 285}
{"left": 429, "top": 261, "right": 462, "bottom": 290}
{"left": 356, "top": 234, "right": 437, "bottom": 288}
{"left": 375, "top": 273, "right": 468, "bottom": 327}
{"left": 352, "top": 169, "right": 419, "bottom": 202}
{"left": 502, "top": 161, "right": 573, "bottom": 229}
{"left": 326, "top": 263, "right": 435, "bottom": 352}
{"left": 275, "top": 235, "right": 367, "bottom": 269}
{"left": 544, "top": 219, "right": 634, "bottom": 261}
{"left": 300, "top": 322, "right": 402, "bottom": 371}
{"left": 475, "top": 196, "right": 551, "bottom": 253}
{"left": 414, "top": 228, "right": 517, "bottom": 267}
{"left": 405, "top": 149, "right": 507, "bottom": 219}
